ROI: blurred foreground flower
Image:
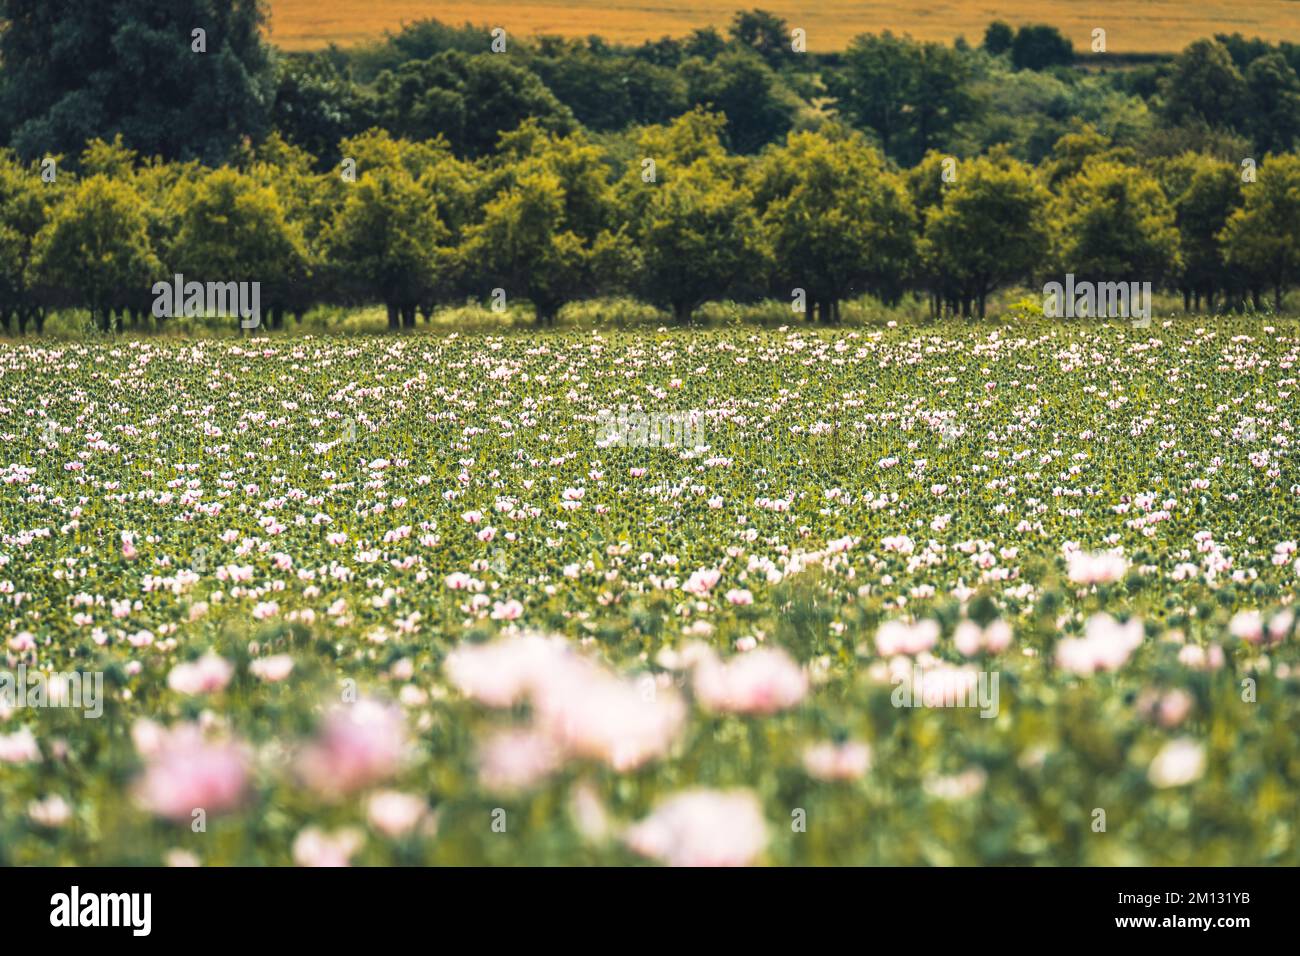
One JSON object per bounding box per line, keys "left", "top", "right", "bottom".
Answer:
{"left": 0, "top": 726, "right": 40, "bottom": 763}
{"left": 28, "top": 794, "right": 72, "bottom": 828}
{"left": 1148, "top": 738, "right": 1206, "bottom": 788}
{"left": 167, "top": 652, "right": 233, "bottom": 695}
{"left": 624, "top": 789, "right": 768, "bottom": 866}
{"left": 693, "top": 647, "right": 807, "bottom": 714}
{"left": 293, "top": 826, "right": 365, "bottom": 867}
{"left": 449, "top": 633, "right": 687, "bottom": 774}
{"left": 1056, "top": 614, "right": 1144, "bottom": 676}
{"left": 1067, "top": 551, "right": 1129, "bottom": 585}
{"left": 297, "top": 698, "right": 409, "bottom": 798}
{"left": 132, "top": 721, "right": 248, "bottom": 821}
{"left": 802, "top": 741, "right": 872, "bottom": 781}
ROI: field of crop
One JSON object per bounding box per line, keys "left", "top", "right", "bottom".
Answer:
{"left": 1, "top": 319, "right": 1298, "bottom": 865}
{"left": 268, "top": 0, "right": 1300, "bottom": 53}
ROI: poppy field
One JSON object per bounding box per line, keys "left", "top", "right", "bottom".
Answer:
{"left": 1, "top": 318, "right": 1298, "bottom": 866}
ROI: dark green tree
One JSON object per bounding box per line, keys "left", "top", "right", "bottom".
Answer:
{"left": 728, "top": 9, "right": 790, "bottom": 68}
{"left": 0, "top": 0, "right": 274, "bottom": 163}
{"left": 1160, "top": 39, "right": 1247, "bottom": 129}
{"left": 1245, "top": 53, "right": 1300, "bottom": 153}
{"left": 682, "top": 50, "right": 797, "bottom": 154}
{"left": 827, "top": 33, "right": 975, "bottom": 164}
{"left": 374, "top": 51, "right": 575, "bottom": 157}
{"left": 1011, "top": 25, "right": 1073, "bottom": 71}
{"left": 983, "top": 22, "right": 1014, "bottom": 56}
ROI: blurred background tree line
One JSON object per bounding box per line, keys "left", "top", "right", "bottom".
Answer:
{"left": 0, "top": 0, "right": 1298, "bottom": 332}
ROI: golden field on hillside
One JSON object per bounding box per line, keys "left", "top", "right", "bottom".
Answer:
{"left": 267, "top": 0, "right": 1300, "bottom": 53}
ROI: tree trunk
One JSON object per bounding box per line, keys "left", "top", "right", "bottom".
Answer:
{"left": 1183, "top": 288, "right": 1191, "bottom": 313}
{"left": 978, "top": 292, "right": 987, "bottom": 320}
{"left": 402, "top": 304, "right": 416, "bottom": 328}
{"left": 1275, "top": 285, "right": 1284, "bottom": 313}
{"left": 673, "top": 301, "right": 692, "bottom": 323}
{"left": 386, "top": 302, "right": 400, "bottom": 330}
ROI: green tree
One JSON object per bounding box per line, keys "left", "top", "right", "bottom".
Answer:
{"left": 920, "top": 150, "right": 1052, "bottom": 318}
{"left": 166, "top": 166, "right": 310, "bottom": 330}
{"left": 827, "top": 33, "right": 975, "bottom": 164}
{"left": 1156, "top": 153, "right": 1243, "bottom": 311}
{"left": 750, "top": 127, "right": 917, "bottom": 321}
{"left": 682, "top": 50, "right": 798, "bottom": 154}
{"left": 1051, "top": 159, "right": 1181, "bottom": 287}
{"left": 1221, "top": 154, "right": 1300, "bottom": 311}
{"left": 1160, "top": 40, "right": 1247, "bottom": 130}
{"left": 1041, "top": 123, "right": 1136, "bottom": 190}
{"left": 462, "top": 126, "right": 631, "bottom": 324}
{"left": 621, "top": 113, "right": 766, "bottom": 322}
{"left": 0, "top": 0, "right": 273, "bottom": 163}
{"left": 531, "top": 51, "right": 687, "bottom": 131}
{"left": 1244, "top": 53, "right": 1300, "bottom": 153}
{"left": 322, "top": 166, "right": 448, "bottom": 329}
{"left": 983, "top": 22, "right": 1014, "bottom": 56}
{"left": 634, "top": 167, "right": 768, "bottom": 322}
{"left": 1011, "top": 25, "right": 1073, "bottom": 71}
{"left": 728, "top": 9, "right": 790, "bottom": 68}
{"left": 0, "top": 150, "right": 61, "bottom": 333}
{"left": 684, "top": 27, "right": 727, "bottom": 60}
{"left": 32, "top": 176, "right": 160, "bottom": 332}
{"left": 374, "top": 51, "right": 575, "bottom": 157}
{"left": 272, "top": 52, "right": 375, "bottom": 168}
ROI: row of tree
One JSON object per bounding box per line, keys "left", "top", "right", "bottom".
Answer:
{"left": 6, "top": 4, "right": 1300, "bottom": 173}
{"left": 3, "top": 115, "right": 1297, "bottom": 333}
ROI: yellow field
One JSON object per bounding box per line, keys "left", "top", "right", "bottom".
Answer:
{"left": 267, "top": 1, "right": 1300, "bottom": 54}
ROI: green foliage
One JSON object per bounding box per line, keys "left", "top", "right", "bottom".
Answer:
{"left": 631, "top": 164, "right": 768, "bottom": 322}
{"left": 373, "top": 51, "right": 576, "bottom": 157}
{"left": 1050, "top": 160, "right": 1182, "bottom": 282}
{"left": 920, "top": 150, "right": 1052, "bottom": 317}
{"left": 728, "top": 9, "right": 791, "bottom": 68}
{"left": 32, "top": 175, "right": 160, "bottom": 328}
{"left": 166, "top": 166, "right": 310, "bottom": 317}
{"left": 322, "top": 165, "right": 449, "bottom": 325}
{"left": 1156, "top": 153, "right": 1244, "bottom": 303}
{"left": 682, "top": 50, "right": 798, "bottom": 154}
{"left": 826, "top": 32, "right": 976, "bottom": 165}
{"left": 750, "top": 126, "right": 917, "bottom": 315}
{"left": 1010, "top": 25, "right": 1074, "bottom": 71}
{"left": 0, "top": 0, "right": 274, "bottom": 164}
{"left": 1221, "top": 154, "right": 1300, "bottom": 310}
{"left": 463, "top": 126, "right": 632, "bottom": 322}
{"left": 983, "top": 22, "right": 1014, "bottom": 57}
{"left": 1160, "top": 40, "right": 1248, "bottom": 129}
